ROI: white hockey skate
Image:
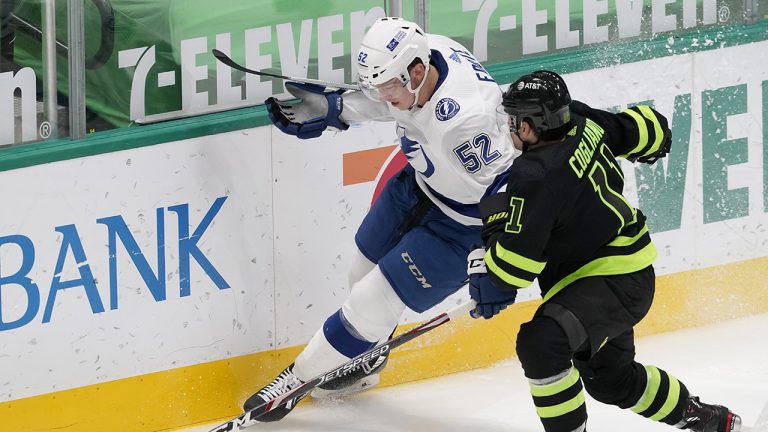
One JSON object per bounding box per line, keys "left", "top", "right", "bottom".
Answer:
{"left": 242, "top": 363, "right": 306, "bottom": 422}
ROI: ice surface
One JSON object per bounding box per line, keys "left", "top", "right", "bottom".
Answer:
{"left": 181, "top": 313, "right": 768, "bottom": 432}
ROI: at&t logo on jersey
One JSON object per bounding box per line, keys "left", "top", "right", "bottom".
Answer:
{"left": 435, "top": 98, "right": 460, "bottom": 121}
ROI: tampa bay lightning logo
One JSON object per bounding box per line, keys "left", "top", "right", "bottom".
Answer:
{"left": 435, "top": 98, "right": 460, "bottom": 121}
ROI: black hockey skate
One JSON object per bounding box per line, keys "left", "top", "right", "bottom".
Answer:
{"left": 682, "top": 396, "right": 742, "bottom": 432}
{"left": 311, "top": 352, "right": 389, "bottom": 399}
{"left": 243, "top": 363, "right": 306, "bottom": 422}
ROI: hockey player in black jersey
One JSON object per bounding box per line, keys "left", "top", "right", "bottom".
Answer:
{"left": 467, "top": 70, "right": 742, "bottom": 432}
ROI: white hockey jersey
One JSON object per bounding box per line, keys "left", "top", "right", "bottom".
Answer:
{"left": 341, "top": 34, "right": 517, "bottom": 226}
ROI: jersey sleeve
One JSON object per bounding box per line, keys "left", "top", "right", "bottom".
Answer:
{"left": 482, "top": 171, "right": 556, "bottom": 291}
{"left": 338, "top": 90, "right": 394, "bottom": 124}
{"left": 570, "top": 100, "right": 670, "bottom": 163}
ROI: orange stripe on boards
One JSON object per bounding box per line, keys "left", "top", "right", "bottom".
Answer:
{"left": 342, "top": 146, "right": 398, "bottom": 185}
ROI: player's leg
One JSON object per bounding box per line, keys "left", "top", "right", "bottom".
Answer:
{"left": 306, "top": 165, "right": 438, "bottom": 398}
{"left": 242, "top": 166, "right": 439, "bottom": 419}
{"left": 304, "top": 264, "right": 404, "bottom": 398}
{"left": 516, "top": 313, "right": 587, "bottom": 432}
{"left": 310, "top": 212, "right": 479, "bottom": 398}
{"left": 242, "top": 265, "right": 403, "bottom": 420}
{"left": 575, "top": 328, "right": 741, "bottom": 431}
{"left": 514, "top": 266, "right": 667, "bottom": 432}
{"left": 347, "top": 248, "right": 375, "bottom": 289}
{"left": 560, "top": 267, "right": 740, "bottom": 432}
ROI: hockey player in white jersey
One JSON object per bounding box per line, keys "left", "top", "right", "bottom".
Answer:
{"left": 244, "top": 17, "right": 516, "bottom": 422}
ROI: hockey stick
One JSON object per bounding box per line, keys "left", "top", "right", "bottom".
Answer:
{"left": 207, "top": 299, "right": 477, "bottom": 432}
{"left": 211, "top": 49, "right": 361, "bottom": 91}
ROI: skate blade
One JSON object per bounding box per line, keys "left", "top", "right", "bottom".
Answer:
{"left": 310, "top": 374, "right": 380, "bottom": 399}
{"left": 730, "top": 413, "right": 742, "bottom": 432}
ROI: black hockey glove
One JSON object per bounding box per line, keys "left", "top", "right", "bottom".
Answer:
{"left": 637, "top": 127, "right": 672, "bottom": 164}
{"left": 467, "top": 248, "right": 517, "bottom": 319}
{"left": 478, "top": 192, "right": 511, "bottom": 245}
{"left": 265, "top": 82, "right": 349, "bottom": 139}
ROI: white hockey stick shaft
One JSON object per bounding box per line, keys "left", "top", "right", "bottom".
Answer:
{"left": 207, "top": 298, "right": 477, "bottom": 431}
{"left": 212, "top": 49, "right": 361, "bottom": 91}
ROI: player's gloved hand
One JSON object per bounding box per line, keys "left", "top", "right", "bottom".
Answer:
{"left": 265, "top": 82, "right": 349, "bottom": 139}
{"left": 467, "top": 248, "right": 517, "bottom": 319}
{"left": 478, "top": 192, "right": 510, "bottom": 244}
{"left": 637, "top": 127, "right": 671, "bottom": 164}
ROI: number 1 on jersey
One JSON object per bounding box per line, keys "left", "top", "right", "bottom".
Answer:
{"left": 505, "top": 197, "right": 524, "bottom": 234}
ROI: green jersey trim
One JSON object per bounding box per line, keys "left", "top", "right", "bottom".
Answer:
{"left": 485, "top": 243, "right": 547, "bottom": 289}
{"left": 638, "top": 106, "right": 665, "bottom": 158}
{"left": 619, "top": 108, "right": 650, "bottom": 158}
{"left": 542, "top": 240, "right": 658, "bottom": 302}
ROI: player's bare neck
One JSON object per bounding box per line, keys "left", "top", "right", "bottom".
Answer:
{"left": 416, "top": 66, "right": 440, "bottom": 108}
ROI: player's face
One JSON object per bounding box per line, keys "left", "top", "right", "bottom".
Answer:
{"left": 498, "top": 108, "right": 524, "bottom": 150}
{"left": 505, "top": 115, "right": 525, "bottom": 150}
{"left": 510, "top": 128, "right": 524, "bottom": 150}
{"left": 375, "top": 77, "right": 415, "bottom": 110}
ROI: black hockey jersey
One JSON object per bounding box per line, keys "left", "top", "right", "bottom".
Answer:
{"left": 481, "top": 101, "right": 670, "bottom": 301}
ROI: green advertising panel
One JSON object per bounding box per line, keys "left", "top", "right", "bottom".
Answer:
{"left": 427, "top": 0, "right": 750, "bottom": 65}
{"left": 2, "top": 0, "right": 762, "bottom": 140}
{"left": 8, "top": 0, "right": 386, "bottom": 130}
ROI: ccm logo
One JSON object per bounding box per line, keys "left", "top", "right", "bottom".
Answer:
{"left": 401, "top": 252, "right": 432, "bottom": 288}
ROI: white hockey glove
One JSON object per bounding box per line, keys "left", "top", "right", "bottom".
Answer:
{"left": 265, "top": 82, "right": 349, "bottom": 139}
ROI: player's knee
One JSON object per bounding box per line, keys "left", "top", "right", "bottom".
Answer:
{"left": 577, "top": 361, "right": 645, "bottom": 407}
{"left": 342, "top": 266, "right": 405, "bottom": 342}
{"left": 348, "top": 249, "right": 376, "bottom": 288}
{"left": 516, "top": 317, "right": 573, "bottom": 379}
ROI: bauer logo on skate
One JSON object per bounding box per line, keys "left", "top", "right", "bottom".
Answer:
{"left": 0, "top": 197, "right": 231, "bottom": 332}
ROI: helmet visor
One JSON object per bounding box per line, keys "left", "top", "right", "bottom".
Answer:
{"left": 360, "top": 77, "right": 408, "bottom": 102}
{"left": 496, "top": 104, "right": 518, "bottom": 135}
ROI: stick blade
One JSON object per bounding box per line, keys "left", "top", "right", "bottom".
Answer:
{"left": 211, "top": 49, "right": 237, "bottom": 67}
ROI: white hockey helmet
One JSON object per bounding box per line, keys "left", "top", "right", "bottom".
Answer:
{"left": 356, "top": 17, "right": 431, "bottom": 105}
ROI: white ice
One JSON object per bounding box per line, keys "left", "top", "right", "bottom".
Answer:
{"left": 182, "top": 313, "right": 768, "bottom": 432}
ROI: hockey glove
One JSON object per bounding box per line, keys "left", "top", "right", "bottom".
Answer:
{"left": 467, "top": 248, "right": 517, "bottom": 319}
{"left": 265, "top": 82, "right": 349, "bottom": 139}
{"left": 637, "top": 127, "right": 672, "bottom": 164}
{"left": 478, "top": 192, "right": 511, "bottom": 245}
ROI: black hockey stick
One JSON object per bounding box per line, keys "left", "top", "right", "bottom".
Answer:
{"left": 211, "top": 49, "right": 360, "bottom": 91}
{"left": 207, "top": 299, "right": 476, "bottom": 431}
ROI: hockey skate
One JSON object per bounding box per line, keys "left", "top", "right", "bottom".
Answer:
{"left": 682, "top": 396, "right": 742, "bottom": 432}
{"left": 243, "top": 364, "right": 306, "bottom": 422}
{"left": 311, "top": 353, "right": 389, "bottom": 399}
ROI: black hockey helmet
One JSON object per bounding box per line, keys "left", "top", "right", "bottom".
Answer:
{"left": 501, "top": 70, "right": 572, "bottom": 137}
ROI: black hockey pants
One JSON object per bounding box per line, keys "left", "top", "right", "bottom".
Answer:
{"left": 515, "top": 266, "right": 691, "bottom": 432}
